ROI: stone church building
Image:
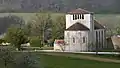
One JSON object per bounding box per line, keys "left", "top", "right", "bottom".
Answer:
{"left": 54, "top": 8, "right": 106, "bottom": 52}
{"left": 64, "top": 8, "right": 106, "bottom": 52}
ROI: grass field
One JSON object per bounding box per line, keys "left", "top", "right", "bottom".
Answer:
{"left": 39, "top": 54, "right": 120, "bottom": 68}
{"left": 0, "top": 13, "right": 120, "bottom": 28}
{"left": 1, "top": 51, "right": 120, "bottom": 68}
{"left": 39, "top": 52, "right": 120, "bottom": 60}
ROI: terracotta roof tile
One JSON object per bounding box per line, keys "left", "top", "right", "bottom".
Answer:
{"left": 65, "top": 20, "right": 104, "bottom": 31}
{"left": 66, "top": 23, "right": 89, "bottom": 31}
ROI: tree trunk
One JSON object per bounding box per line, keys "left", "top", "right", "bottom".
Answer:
{"left": 4, "top": 60, "right": 7, "bottom": 68}
{"left": 42, "top": 30, "right": 44, "bottom": 46}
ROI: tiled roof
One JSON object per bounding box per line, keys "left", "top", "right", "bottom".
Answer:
{"left": 66, "top": 23, "right": 89, "bottom": 31}
{"left": 66, "top": 20, "right": 104, "bottom": 31}
{"left": 94, "top": 20, "right": 105, "bottom": 29}
{"left": 54, "top": 40, "right": 64, "bottom": 44}
{"left": 111, "top": 35, "right": 120, "bottom": 49}
{"left": 67, "top": 8, "right": 93, "bottom": 14}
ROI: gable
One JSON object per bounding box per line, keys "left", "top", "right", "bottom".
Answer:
{"left": 94, "top": 20, "right": 105, "bottom": 29}
{"left": 66, "top": 22, "right": 89, "bottom": 31}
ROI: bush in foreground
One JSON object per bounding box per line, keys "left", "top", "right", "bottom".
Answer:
{"left": 0, "top": 48, "right": 40, "bottom": 68}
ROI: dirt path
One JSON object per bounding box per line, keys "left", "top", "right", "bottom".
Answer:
{"left": 40, "top": 52, "right": 120, "bottom": 63}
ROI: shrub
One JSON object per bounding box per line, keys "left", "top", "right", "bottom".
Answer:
{"left": 14, "top": 52, "right": 40, "bottom": 68}
{"left": 0, "top": 39, "right": 6, "bottom": 44}
{"left": 0, "top": 46, "right": 16, "bottom": 51}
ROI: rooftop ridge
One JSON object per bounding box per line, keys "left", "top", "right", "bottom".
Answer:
{"left": 67, "top": 8, "right": 93, "bottom": 14}
{"left": 66, "top": 22, "right": 89, "bottom": 31}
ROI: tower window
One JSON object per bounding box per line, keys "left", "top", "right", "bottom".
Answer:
{"left": 75, "top": 14, "right": 77, "bottom": 20}
{"left": 80, "top": 14, "right": 81, "bottom": 19}
{"left": 73, "top": 14, "right": 84, "bottom": 20}
{"left": 82, "top": 14, "right": 84, "bottom": 19}
{"left": 73, "top": 14, "right": 75, "bottom": 20}
{"left": 77, "top": 14, "right": 79, "bottom": 19}
{"left": 73, "top": 14, "right": 78, "bottom": 20}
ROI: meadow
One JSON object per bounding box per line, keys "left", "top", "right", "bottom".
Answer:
{"left": 39, "top": 54, "right": 120, "bottom": 68}
{"left": 1, "top": 50, "right": 120, "bottom": 68}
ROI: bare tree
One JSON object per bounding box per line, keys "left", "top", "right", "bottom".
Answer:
{"left": 50, "top": 15, "right": 65, "bottom": 46}
{"left": 30, "top": 13, "right": 52, "bottom": 46}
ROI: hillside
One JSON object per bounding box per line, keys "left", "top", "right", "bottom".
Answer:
{"left": 0, "top": 13, "right": 120, "bottom": 35}
{"left": 0, "top": 13, "right": 119, "bottom": 28}
{"left": 0, "top": 0, "right": 120, "bottom": 13}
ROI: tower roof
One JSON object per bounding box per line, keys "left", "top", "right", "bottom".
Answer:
{"left": 66, "top": 23, "right": 89, "bottom": 31}
{"left": 67, "top": 8, "right": 93, "bottom": 14}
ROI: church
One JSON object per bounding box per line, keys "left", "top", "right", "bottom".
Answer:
{"left": 54, "top": 8, "right": 106, "bottom": 52}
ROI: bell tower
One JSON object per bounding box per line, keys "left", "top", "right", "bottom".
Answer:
{"left": 66, "top": 8, "right": 94, "bottom": 31}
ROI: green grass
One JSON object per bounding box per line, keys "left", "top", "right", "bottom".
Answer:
{"left": 70, "top": 53, "right": 120, "bottom": 60}
{"left": 22, "top": 47, "right": 53, "bottom": 50}
{"left": 38, "top": 51, "right": 120, "bottom": 60}
{"left": 1, "top": 51, "right": 120, "bottom": 68}
{"left": 39, "top": 54, "right": 120, "bottom": 68}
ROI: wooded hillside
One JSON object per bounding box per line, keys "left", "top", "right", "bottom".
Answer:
{"left": 0, "top": 0, "right": 120, "bottom": 13}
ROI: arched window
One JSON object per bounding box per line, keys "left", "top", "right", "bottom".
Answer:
{"left": 83, "top": 37, "right": 86, "bottom": 43}
{"left": 73, "top": 37, "right": 75, "bottom": 43}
